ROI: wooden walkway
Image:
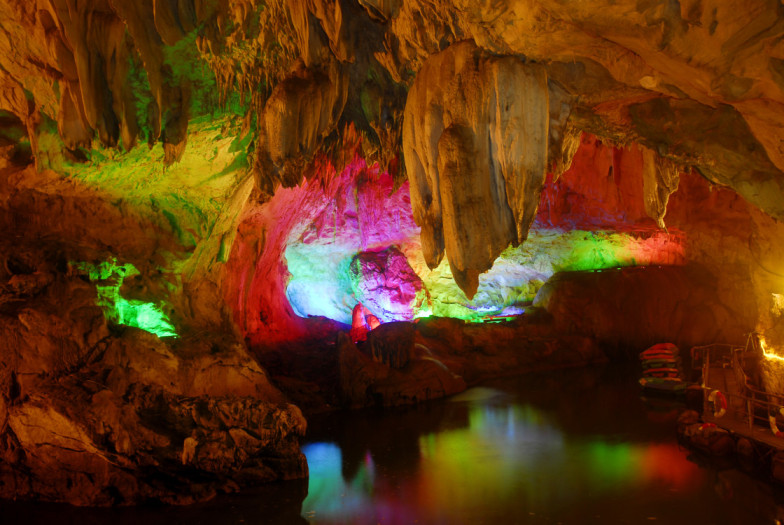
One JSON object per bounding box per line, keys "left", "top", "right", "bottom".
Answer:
{"left": 686, "top": 340, "right": 784, "bottom": 472}
{"left": 702, "top": 366, "right": 784, "bottom": 453}
{"left": 704, "top": 412, "right": 784, "bottom": 450}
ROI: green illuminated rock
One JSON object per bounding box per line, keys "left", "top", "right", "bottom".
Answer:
{"left": 73, "top": 259, "right": 177, "bottom": 338}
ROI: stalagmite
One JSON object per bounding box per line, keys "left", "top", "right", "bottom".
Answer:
{"left": 403, "top": 41, "right": 551, "bottom": 298}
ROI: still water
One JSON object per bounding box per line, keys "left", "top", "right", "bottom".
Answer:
{"left": 3, "top": 365, "right": 783, "bottom": 524}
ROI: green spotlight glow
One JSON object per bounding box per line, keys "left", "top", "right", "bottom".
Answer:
{"left": 73, "top": 259, "right": 178, "bottom": 338}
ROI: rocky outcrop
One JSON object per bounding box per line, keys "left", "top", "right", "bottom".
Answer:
{"left": 413, "top": 315, "right": 607, "bottom": 385}
{"left": 349, "top": 247, "right": 423, "bottom": 322}
{"left": 261, "top": 313, "right": 607, "bottom": 411}
{"left": 0, "top": 263, "right": 307, "bottom": 506}
{"left": 365, "top": 320, "right": 415, "bottom": 368}
{"left": 2, "top": 381, "right": 306, "bottom": 505}
{"left": 0, "top": 157, "right": 308, "bottom": 505}
{"left": 533, "top": 265, "right": 746, "bottom": 358}
{"left": 337, "top": 330, "right": 466, "bottom": 408}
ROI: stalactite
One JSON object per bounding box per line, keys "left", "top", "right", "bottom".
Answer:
{"left": 642, "top": 147, "right": 681, "bottom": 229}
{"left": 552, "top": 124, "right": 582, "bottom": 181}
{"left": 403, "top": 41, "right": 553, "bottom": 298}
{"left": 255, "top": 60, "right": 349, "bottom": 194}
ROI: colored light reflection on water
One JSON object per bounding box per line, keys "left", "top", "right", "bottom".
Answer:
{"left": 302, "top": 444, "right": 376, "bottom": 517}
{"left": 2, "top": 367, "right": 783, "bottom": 525}
{"left": 300, "top": 367, "right": 777, "bottom": 525}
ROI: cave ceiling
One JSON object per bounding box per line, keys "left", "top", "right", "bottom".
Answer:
{"left": 1, "top": 0, "right": 784, "bottom": 296}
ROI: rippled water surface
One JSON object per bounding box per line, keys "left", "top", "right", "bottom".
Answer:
{"left": 3, "top": 365, "right": 783, "bottom": 524}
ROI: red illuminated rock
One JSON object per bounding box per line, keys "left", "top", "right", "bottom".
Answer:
{"left": 350, "top": 302, "right": 371, "bottom": 343}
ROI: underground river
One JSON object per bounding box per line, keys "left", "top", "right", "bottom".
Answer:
{"left": 2, "top": 364, "right": 782, "bottom": 524}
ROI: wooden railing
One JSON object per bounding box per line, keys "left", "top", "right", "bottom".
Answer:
{"left": 693, "top": 334, "right": 784, "bottom": 440}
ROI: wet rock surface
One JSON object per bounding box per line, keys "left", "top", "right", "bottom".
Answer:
{"left": 0, "top": 276, "right": 307, "bottom": 505}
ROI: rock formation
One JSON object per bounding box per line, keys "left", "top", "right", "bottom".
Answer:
{"left": 2, "top": 0, "right": 784, "bottom": 507}
{"left": 403, "top": 41, "right": 555, "bottom": 297}
{"left": 0, "top": 238, "right": 306, "bottom": 505}
{"left": 349, "top": 246, "right": 423, "bottom": 322}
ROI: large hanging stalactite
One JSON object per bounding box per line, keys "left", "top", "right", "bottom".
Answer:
{"left": 402, "top": 41, "right": 552, "bottom": 298}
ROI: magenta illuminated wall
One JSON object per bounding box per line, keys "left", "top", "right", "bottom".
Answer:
{"left": 225, "top": 136, "right": 687, "bottom": 345}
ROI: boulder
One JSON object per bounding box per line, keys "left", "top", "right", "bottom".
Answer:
{"left": 533, "top": 265, "right": 744, "bottom": 358}
{"left": 337, "top": 331, "right": 466, "bottom": 408}
{"left": 349, "top": 247, "right": 423, "bottom": 322}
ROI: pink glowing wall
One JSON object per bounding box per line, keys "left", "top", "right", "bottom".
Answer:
{"left": 224, "top": 148, "right": 421, "bottom": 348}
{"left": 224, "top": 134, "right": 702, "bottom": 347}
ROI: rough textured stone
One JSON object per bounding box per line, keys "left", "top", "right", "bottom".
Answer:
{"left": 0, "top": 155, "right": 307, "bottom": 504}
{"left": 403, "top": 41, "right": 552, "bottom": 297}
{"left": 349, "top": 247, "right": 423, "bottom": 322}
{"left": 533, "top": 265, "right": 744, "bottom": 358}
{"left": 262, "top": 312, "right": 606, "bottom": 411}
{"left": 0, "top": 255, "right": 307, "bottom": 505}
{"left": 337, "top": 330, "right": 466, "bottom": 408}
{"left": 256, "top": 61, "right": 349, "bottom": 193}
{"left": 641, "top": 146, "right": 680, "bottom": 229}
{"left": 365, "top": 320, "right": 415, "bottom": 369}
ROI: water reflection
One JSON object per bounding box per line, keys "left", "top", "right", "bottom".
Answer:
{"left": 2, "top": 366, "right": 784, "bottom": 524}
{"left": 413, "top": 405, "right": 699, "bottom": 515}
{"left": 301, "top": 366, "right": 782, "bottom": 524}
{"left": 302, "top": 443, "right": 377, "bottom": 521}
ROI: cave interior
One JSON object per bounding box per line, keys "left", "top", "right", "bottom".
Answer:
{"left": 2, "top": 0, "right": 784, "bottom": 510}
